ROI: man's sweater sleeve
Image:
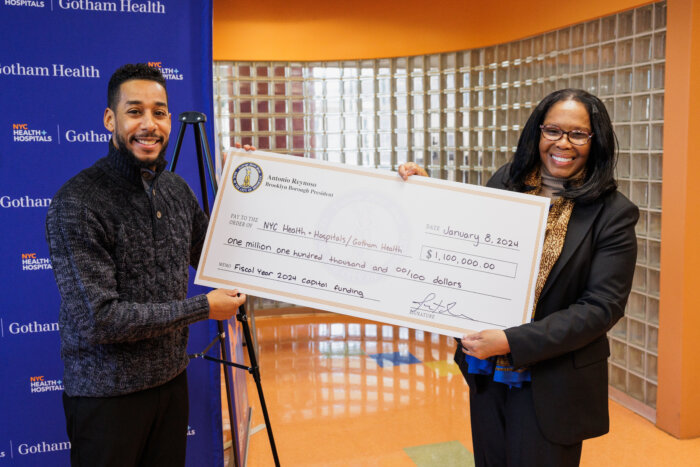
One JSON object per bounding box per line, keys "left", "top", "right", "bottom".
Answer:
{"left": 188, "top": 189, "right": 210, "bottom": 269}
{"left": 46, "top": 197, "right": 210, "bottom": 345}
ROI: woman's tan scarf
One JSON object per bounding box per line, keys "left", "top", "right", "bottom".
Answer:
{"left": 493, "top": 169, "right": 576, "bottom": 375}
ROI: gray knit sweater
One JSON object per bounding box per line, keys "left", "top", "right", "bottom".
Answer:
{"left": 46, "top": 142, "right": 210, "bottom": 397}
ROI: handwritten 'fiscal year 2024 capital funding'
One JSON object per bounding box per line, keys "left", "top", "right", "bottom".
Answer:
{"left": 195, "top": 150, "right": 550, "bottom": 338}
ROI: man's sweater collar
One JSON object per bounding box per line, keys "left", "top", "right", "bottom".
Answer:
{"left": 105, "top": 139, "right": 167, "bottom": 187}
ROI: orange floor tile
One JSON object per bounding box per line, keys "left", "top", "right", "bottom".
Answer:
{"left": 221, "top": 313, "right": 700, "bottom": 466}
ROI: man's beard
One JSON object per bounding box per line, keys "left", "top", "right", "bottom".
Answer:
{"left": 115, "top": 132, "right": 168, "bottom": 171}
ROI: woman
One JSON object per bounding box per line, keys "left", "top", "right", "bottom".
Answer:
{"left": 399, "top": 89, "right": 638, "bottom": 466}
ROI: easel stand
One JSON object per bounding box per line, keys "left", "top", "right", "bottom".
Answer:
{"left": 169, "top": 112, "right": 280, "bottom": 467}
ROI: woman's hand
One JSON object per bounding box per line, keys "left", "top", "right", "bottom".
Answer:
{"left": 461, "top": 330, "right": 511, "bottom": 359}
{"left": 222, "top": 142, "right": 257, "bottom": 167}
{"left": 234, "top": 142, "right": 256, "bottom": 152}
{"left": 398, "top": 162, "right": 428, "bottom": 180}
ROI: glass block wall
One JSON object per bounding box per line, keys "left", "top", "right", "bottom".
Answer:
{"left": 213, "top": 1, "right": 666, "bottom": 413}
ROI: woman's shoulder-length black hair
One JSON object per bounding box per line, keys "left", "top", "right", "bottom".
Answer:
{"left": 505, "top": 88, "right": 618, "bottom": 203}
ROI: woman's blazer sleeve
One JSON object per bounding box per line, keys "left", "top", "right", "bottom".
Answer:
{"left": 504, "top": 194, "right": 639, "bottom": 368}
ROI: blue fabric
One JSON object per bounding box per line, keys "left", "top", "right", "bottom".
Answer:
{"left": 466, "top": 355, "right": 531, "bottom": 388}
{"left": 465, "top": 355, "right": 496, "bottom": 374}
{"left": 494, "top": 363, "right": 531, "bottom": 388}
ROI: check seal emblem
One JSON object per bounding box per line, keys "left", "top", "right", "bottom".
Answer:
{"left": 232, "top": 162, "right": 263, "bottom": 193}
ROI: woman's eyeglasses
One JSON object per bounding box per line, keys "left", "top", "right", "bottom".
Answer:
{"left": 539, "top": 125, "right": 593, "bottom": 146}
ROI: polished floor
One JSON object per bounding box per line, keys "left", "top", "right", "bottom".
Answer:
{"left": 223, "top": 313, "right": 700, "bottom": 466}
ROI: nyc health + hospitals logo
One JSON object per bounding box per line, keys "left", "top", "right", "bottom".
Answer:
{"left": 232, "top": 162, "right": 263, "bottom": 193}
{"left": 11, "top": 123, "right": 52, "bottom": 143}
{"left": 147, "top": 61, "right": 183, "bottom": 81}
{"left": 29, "top": 375, "right": 64, "bottom": 394}
{"left": 4, "top": 0, "right": 45, "bottom": 8}
{"left": 21, "top": 252, "right": 52, "bottom": 272}
{"left": 9, "top": 121, "right": 110, "bottom": 145}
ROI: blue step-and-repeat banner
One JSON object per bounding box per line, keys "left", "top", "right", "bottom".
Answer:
{"left": 0, "top": 1, "right": 231, "bottom": 465}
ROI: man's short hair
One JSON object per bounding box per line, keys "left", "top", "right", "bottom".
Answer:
{"left": 107, "top": 63, "right": 168, "bottom": 110}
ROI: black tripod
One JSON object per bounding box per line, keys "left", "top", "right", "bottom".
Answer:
{"left": 169, "top": 111, "right": 280, "bottom": 467}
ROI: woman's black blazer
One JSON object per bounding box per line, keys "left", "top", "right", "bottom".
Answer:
{"left": 455, "top": 163, "right": 639, "bottom": 445}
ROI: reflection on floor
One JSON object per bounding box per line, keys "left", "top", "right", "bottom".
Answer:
{"left": 222, "top": 313, "right": 700, "bottom": 466}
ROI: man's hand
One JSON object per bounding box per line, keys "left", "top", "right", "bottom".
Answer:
{"left": 461, "top": 329, "right": 510, "bottom": 359}
{"left": 206, "top": 289, "right": 247, "bottom": 321}
{"left": 398, "top": 162, "right": 428, "bottom": 180}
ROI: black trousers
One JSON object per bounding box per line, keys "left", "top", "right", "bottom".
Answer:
{"left": 469, "top": 378, "right": 582, "bottom": 467}
{"left": 62, "top": 370, "right": 189, "bottom": 467}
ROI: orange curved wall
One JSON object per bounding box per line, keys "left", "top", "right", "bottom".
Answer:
{"left": 213, "top": 0, "right": 700, "bottom": 439}
{"left": 213, "top": 0, "right": 649, "bottom": 61}
{"left": 657, "top": 0, "right": 700, "bottom": 440}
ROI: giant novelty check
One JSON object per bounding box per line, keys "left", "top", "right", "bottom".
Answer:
{"left": 195, "top": 150, "right": 550, "bottom": 338}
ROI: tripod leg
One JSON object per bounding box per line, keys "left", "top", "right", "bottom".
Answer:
{"left": 193, "top": 124, "right": 210, "bottom": 212}
{"left": 171, "top": 113, "right": 259, "bottom": 466}
{"left": 168, "top": 120, "right": 188, "bottom": 172}
{"left": 218, "top": 320, "right": 241, "bottom": 467}
{"left": 172, "top": 117, "right": 239, "bottom": 465}
{"left": 238, "top": 305, "right": 281, "bottom": 467}
{"left": 198, "top": 121, "right": 219, "bottom": 194}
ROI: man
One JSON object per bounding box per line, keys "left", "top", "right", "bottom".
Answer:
{"left": 45, "top": 63, "right": 245, "bottom": 466}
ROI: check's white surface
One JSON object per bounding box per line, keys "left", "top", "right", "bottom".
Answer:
{"left": 195, "top": 150, "right": 549, "bottom": 337}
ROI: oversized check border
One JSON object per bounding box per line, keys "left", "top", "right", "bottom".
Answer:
{"left": 196, "top": 150, "right": 549, "bottom": 337}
